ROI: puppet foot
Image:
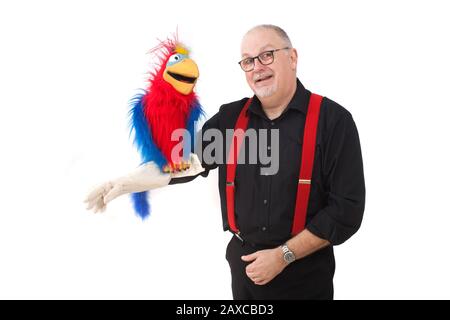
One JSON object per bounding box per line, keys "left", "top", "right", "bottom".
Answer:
{"left": 162, "top": 161, "right": 191, "bottom": 173}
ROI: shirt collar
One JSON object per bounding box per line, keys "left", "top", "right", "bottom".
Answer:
{"left": 247, "top": 78, "right": 310, "bottom": 119}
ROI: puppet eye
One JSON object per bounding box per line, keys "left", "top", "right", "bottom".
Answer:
{"left": 167, "top": 53, "right": 186, "bottom": 66}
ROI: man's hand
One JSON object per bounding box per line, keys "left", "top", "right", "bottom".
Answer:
{"left": 241, "top": 248, "right": 287, "bottom": 286}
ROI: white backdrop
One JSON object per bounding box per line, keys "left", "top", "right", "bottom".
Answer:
{"left": 1, "top": 0, "right": 449, "bottom": 300}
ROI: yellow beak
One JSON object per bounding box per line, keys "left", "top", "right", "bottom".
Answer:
{"left": 163, "top": 58, "right": 199, "bottom": 95}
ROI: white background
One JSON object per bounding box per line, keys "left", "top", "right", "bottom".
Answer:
{"left": 0, "top": 0, "right": 449, "bottom": 300}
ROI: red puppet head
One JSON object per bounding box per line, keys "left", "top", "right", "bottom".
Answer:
{"left": 141, "top": 36, "right": 201, "bottom": 172}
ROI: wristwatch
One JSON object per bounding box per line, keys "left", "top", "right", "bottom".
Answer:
{"left": 281, "top": 243, "right": 296, "bottom": 265}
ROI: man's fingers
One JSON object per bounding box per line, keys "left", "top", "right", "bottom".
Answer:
{"left": 241, "top": 253, "right": 258, "bottom": 262}
{"left": 249, "top": 275, "right": 265, "bottom": 285}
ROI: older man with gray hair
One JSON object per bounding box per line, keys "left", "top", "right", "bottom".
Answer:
{"left": 170, "top": 24, "right": 366, "bottom": 299}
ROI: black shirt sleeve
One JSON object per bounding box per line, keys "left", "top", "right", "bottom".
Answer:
{"left": 169, "top": 111, "right": 220, "bottom": 185}
{"left": 306, "top": 110, "right": 366, "bottom": 245}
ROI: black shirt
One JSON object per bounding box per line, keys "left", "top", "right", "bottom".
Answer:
{"left": 171, "top": 79, "right": 365, "bottom": 247}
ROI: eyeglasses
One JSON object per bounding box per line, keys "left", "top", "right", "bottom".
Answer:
{"left": 238, "top": 47, "right": 291, "bottom": 72}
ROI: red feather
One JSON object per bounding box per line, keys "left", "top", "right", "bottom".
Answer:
{"left": 142, "top": 37, "right": 197, "bottom": 167}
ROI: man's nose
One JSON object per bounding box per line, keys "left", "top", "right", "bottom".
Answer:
{"left": 253, "top": 58, "right": 265, "bottom": 72}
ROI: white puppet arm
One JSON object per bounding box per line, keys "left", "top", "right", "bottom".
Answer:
{"left": 84, "top": 153, "right": 204, "bottom": 213}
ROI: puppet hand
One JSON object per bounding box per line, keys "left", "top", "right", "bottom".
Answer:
{"left": 84, "top": 153, "right": 203, "bottom": 213}
{"left": 84, "top": 162, "right": 170, "bottom": 213}
{"left": 84, "top": 181, "right": 113, "bottom": 213}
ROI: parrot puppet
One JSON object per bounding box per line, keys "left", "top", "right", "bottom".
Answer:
{"left": 129, "top": 36, "right": 204, "bottom": 219}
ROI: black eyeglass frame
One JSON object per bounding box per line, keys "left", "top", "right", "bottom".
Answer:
{"left": 238, "top": 47, "right": 291, "bottom": 72}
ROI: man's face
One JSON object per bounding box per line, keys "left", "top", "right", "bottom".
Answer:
{"left": 240, "top": 29, "right": 297, "bottom": 99}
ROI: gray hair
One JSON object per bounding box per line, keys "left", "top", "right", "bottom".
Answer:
{"left": 245, "top": 24, "right": 293, "bottom": 48}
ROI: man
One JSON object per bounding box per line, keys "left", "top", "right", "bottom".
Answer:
{"left": 170, "top": 25, "right": 365, "bottom": 300}
{"left": 86, "top": 25, "right": 365, "bottom": 300}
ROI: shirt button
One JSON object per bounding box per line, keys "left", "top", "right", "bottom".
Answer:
{"left": 262, "top": 226, "right": 267, "bottom": 231}
{"left": 267, "top": 146, "right": 271, "bottom": 150}
{"left": 271, "top": 122, "right": 275, "bottom": 126}
{"left": 263, "top": 199, "right": 268, "bottom": 205}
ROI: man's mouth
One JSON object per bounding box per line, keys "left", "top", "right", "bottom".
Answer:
{"left": 255, "top": 75, "right": 273, "bottom": 83}
{"left": 167, "top": 71, "right": 197, "bottom": 84}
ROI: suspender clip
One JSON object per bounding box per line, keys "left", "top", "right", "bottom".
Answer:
{"left": 234, "top": 232, "right": 244, "bottom": 243}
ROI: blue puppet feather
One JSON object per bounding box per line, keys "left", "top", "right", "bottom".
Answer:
{"left": 186, "top": 99, "right": 205, "bottom": 155}
{"left": 128, "top": 93, "right": 205, "bottom": 219}
{"left": 129, "top": 92, "right": 167, "bottom": 169}
{"left": 128, "top": 92, "right": 166, "bottom": 219}
{"left": 131, "top": 191, "right": 150, "bottom": 219}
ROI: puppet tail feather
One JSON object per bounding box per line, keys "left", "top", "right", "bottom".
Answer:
{"left": 131, "top": 191, "right": 150, "bottom": 219}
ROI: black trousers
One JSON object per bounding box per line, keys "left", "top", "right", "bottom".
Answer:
{"left": 226, "top": 235, "right": 335, "bottom": 300}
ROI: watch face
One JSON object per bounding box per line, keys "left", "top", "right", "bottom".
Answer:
{"left": 284, "top": 252, "right": 295, "bottom": 264}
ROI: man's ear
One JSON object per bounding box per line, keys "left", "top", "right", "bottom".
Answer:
{"left": 290, "top": 48, "right": 298, "bottom": 70}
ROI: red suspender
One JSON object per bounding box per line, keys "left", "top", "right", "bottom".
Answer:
{"left": 226, "top": 94, "right": 323, "bottom": 235}
{"left": 291, "top": 93, "right": 323, "bottom": 235}
{"left": 226, "top": 98, "right": 252, "bottom": 233}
